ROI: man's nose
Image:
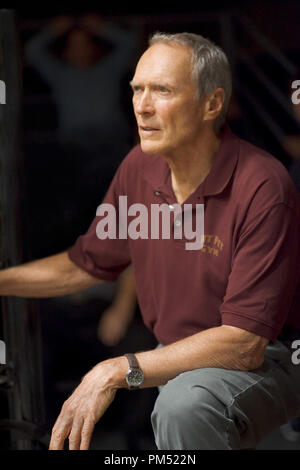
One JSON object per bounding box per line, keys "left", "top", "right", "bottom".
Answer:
{"left": 134, "top": 90, "right": 154, "bottom": 115}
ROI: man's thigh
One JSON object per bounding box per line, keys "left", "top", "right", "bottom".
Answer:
{"left": 152, "top": 341, "right": 300, "bottom": 449}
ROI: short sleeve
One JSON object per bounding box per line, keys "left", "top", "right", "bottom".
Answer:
{"left": 220, "top": 202, "right": 300, "bottom": 340}
{"left": 68, "top": 163, "right": 131, "bottom": 281}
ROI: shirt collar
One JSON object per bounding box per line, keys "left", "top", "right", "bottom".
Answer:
{"left": 142, "top": 123, "right": 239, "bottom": 199}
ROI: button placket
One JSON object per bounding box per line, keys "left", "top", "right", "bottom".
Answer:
{"left": 173, "top": 203, "right": 203, "bottom": 249}
{"left": 152, "top": 190, "right": 204, "bottom": 249}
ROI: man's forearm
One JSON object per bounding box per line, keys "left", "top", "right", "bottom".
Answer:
{"left": 0, "top": 251, "right": 102, "bottom": 298}
{"left": 136, "top": 325, "right": 269, "bottom": 388}
{"left": 109, "top": 325, "right": 269, "bottom": 391}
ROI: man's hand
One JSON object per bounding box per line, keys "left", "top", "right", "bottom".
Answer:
{"left": 49, "top": 357, "right": 127, "bottom": 450}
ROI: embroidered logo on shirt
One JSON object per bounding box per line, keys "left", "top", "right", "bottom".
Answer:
{"left": 201, "top": 234, "right": 224, "bottom": 256}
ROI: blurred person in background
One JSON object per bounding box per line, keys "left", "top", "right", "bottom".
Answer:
{"left": 24, "top": 11, "right": 139, "bottom": 331}
{"left": 25, "top": 12, "right": 137, "bottom": 248}
{"left": 25, "top": 10, "right": 139, "bottom": 339}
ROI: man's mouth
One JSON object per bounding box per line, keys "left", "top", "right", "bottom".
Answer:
{"left": 139, "top": 126, "right": 160, "bottom": 134}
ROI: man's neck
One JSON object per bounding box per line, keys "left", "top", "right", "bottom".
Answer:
{"left": 166, "top": 128, "right": 221, "bottom": 205}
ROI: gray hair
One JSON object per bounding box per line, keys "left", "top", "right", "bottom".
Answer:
{"left": 149, "top": 32, "right": 232, "bottom": 129}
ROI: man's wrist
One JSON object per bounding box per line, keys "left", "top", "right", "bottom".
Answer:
{"left": 98, "top": 356, "right": 129, "bottom": 390}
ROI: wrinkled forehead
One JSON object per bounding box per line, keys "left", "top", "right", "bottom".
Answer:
{"left": 133, "top": 42, "right": 194, "bottom": 85}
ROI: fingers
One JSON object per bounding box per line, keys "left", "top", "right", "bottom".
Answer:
{"left": 80, "top": 417, "right": 96, "bottom": 450}
{"left": 49, "top": 414, "right": 96, "bottom": 450}
{"left": 49, "top": 396, "right": 98, "bottom": 450}
{"left": 48, "top": 361, "right": 119, "bottom": 450}
{"left": 68, "top": 416, "right": 84, "bottom": 450}
{"left": 69, "top": 416, "right": 95, "bottom": 450}
{"left": 49, "top": 418, "right": 72, "bottom": 450}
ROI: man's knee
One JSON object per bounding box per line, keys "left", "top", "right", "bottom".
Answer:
{"left": 151, "top": 370, "right": 231, "bottom": 449}
{"left": 153, "top": 372, "right": 224, "bottom": 423}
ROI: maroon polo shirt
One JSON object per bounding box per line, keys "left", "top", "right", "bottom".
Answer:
{"left": 68, "top": 126, "right": 300, "bottom": 345}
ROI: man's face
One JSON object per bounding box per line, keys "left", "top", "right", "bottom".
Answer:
{"left": 131, "top": 43, "right": 206, "bottom": 157}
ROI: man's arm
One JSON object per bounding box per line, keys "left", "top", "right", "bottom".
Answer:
{"left": 136, "top": 325, "right": 269, "bottom": 387}
{"left": 0, "top": 251, "right": 102, "bottom": 298}
{"left": 49, "top": 324, "right": 268, "bottom": 450}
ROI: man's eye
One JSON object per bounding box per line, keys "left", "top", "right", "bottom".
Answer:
{"left": 159, "top": 87, "right": 168, "bottom": 93}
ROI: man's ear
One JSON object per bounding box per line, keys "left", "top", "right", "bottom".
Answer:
{"left": 203, "top": 88, "right": 225, "bottom": 122}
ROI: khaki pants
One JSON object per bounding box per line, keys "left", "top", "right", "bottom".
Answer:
{"left": 151, "top": 341, "right": 300, "bottom": 450}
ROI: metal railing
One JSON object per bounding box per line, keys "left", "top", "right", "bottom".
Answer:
{"left": 226, "top": 11, "right": 299, "bottom": 147}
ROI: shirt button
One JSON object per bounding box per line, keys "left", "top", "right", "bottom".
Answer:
{"left": 175, "top": 219, "right": 182, "bottom": 227}
{"left": 154, "top": 191, "right": 161, "bottom": 196}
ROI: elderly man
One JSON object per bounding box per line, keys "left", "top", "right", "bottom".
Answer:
{"left": 1, "top": 32, "right": 300, "bottom": 450}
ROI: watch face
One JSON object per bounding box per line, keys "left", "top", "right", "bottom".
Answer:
{"left": 126, "top": 369, "right": 144, "bottom": 388}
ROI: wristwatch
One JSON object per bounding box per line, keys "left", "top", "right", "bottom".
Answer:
{"left": 125, "top": 353, "right": 144, "bottom": 390}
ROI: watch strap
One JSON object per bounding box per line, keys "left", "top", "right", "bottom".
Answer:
{"left": 125, "top": 353, "right": 139, "bottom": 370}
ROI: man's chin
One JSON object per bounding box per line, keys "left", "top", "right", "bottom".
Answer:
{"left": 140, "top": 140, "right": 161, "bottom": 155}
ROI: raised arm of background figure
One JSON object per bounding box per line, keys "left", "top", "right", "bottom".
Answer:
{"left": 97, "top": 265, "right": 137, "bottom": 346}
{"left": 0, "top": 251, "right": 102, "bottom": 298}
{"left": 24, "top": 15, "right": 75, "bottom": 84}
{"left": 78, "top": 13, "right": 137, "bottom": 67}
